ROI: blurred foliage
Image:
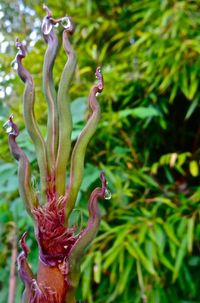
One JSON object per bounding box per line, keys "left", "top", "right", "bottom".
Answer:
{"left": 0, "top": 0, "right": 200, "bottom": 302}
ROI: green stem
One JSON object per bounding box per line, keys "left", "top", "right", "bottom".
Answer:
{"left": 7, "top": 116, "right": 39, "bottom": 217}
{"left": 16, "top": 40, "right": 48, "bottom": 202}
{"left": 65, "top": 67, "right": 104, "bottom": 221}
{"left": 43, "top": 27, "right": 59, "bottom": 175}
{"left": 56, "top": 22, "right": 77, "bottom": 198}
{"left": 68, "top": 172, "right": 106, "bottom": 271}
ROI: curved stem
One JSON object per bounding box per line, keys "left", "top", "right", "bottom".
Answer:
{"left": 68, "top": 172, "right": 106, "bottom": 269}
{"left": 15, "top": 40, "right": 48, "bottom": 202}
{"left": 7, "top": 116, "right": 39, "bottom": 217}
{"left": 65, "top": 67, "right": 104, "bottom": 221}
{"left": 17, "top": 232, "right": 34, "bottom": 301}
{"left": 43, "top": 27, "right": 59, "bottom": 177}
{"left": 56, "top": 20, "right": 77, "bottom": 198}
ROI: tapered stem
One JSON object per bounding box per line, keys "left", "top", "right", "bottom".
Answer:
{"left": 7, "top": 116, "right": 38, "bottom": 217}
{"left": 15, "top": 40, "right": 48, "bottom": 202}
{"left": 43, "top": 27, "right": 59, "bottom": 175}
{"left": 56, "top": 19, "right": 77, "bottom": 198}
{"left": 65, "top": 67, "right": 104, "bottom": 221}
{"left": 68, "top": 172, "right": 106, "bottom": 272}
{"left": 42, "top": 7, "right": 59, "bottom": 177}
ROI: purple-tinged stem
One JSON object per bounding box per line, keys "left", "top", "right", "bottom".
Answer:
{"left": 6, "top": 116, "right": 38, "bottom": 217}
{"left": 17, "top": 232, "right": 34, "bottom": 303}
{"left": 67, "top": 172, "right": 106, "bottom": 285}
{"left": 15, "top": 39, "right": 48, "bottom": 202}
{"left": 42, "top": 5, "right": 59, "bottom": 176}
{"left": 56, "top": 18, "right": 77, "bottom": 198}
{"left": 65, "top": 67, "right": 104, "bottom": 222}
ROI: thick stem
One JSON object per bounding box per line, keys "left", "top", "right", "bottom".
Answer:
{"left": 56, "top": 20, "right": 77, "bottom": 198}
{"left": 65, "top": 68, "right": 104, "bottom": 221}
{"left": 15, "top": 40, "right": 48, "bottom": 202}
{"left": 43, "top": 27, "right": 59, "bottom": 177}
{"left": 7, "top": 116, "right": 38, "bottom": 217}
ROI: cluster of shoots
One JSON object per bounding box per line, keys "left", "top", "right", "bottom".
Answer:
{"left": 4, "top": 4, "right": 110, "bottom": 303}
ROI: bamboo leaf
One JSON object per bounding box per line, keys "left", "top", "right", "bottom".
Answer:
{"left": 187, "top": 216, "right": 195, "bottom": 253}
{"left": 163, "top": 223, "right": 180, "bottom": 246}
{"left": 118, "top": 258, "right": 134, "bottom": 294}
{"left": 127, "top": 237, "right": 156, "bottom": 275}
{"left": 189, "top": 160, "right": 199, "bottom": 177}
{"left": 173, "top": 236, "right": 187, "bottom": 282}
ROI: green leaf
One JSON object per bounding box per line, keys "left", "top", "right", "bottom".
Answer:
{"left": 93, "top": 251, "right": 102, "bottom": 284}
{"left": 185, "top": 96, "right": 199, "bottom": 120}
{"left": 159, "top": 252, "right": 174, "bottom": 272}
{"left": 173, "top": 236, "right": 187, "bottom": 282}
{"left": 118, "top": 107, "right": 160, "bottom": 119}
{"left": 127, "top": 237, "right": 156, "bottom": 275}
{"left": 187, "top": 216, "right": 195, "bottom": 253}
{"left": 81, "top": 253, "right": 94, "bottom": 299}
{"left": 71, "top": 97, "right": 87, "bottom": 124}
{"left": 103, "top": 244, "right": 123, "bottom": 270}
{"left": 80, "top": 164, "right": 100, "bottom": 191}
{"left": 118, "top": 258, "right": 134, "bottom": 294}
{"left": 188, "top": 69, "right": 198, "bottom": 100}
{"left": 163, "top": 223, "right": 180, "bottom": 246}
{"left": 189, "top": 160, "right": 199, "bottom": 177}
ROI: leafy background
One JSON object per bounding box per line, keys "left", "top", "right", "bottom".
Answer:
{"left": 0, "top": 0, "right": 200, "bottom": 302}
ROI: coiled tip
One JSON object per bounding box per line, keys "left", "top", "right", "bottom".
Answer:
{"left": 3, "top": 115, "right": 19, "bottom": 136}
{"left": 95, "top": 66, "right": 104, "bottom": 92}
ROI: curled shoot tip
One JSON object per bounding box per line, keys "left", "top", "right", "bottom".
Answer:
{"left": 42, "top": 16, "right": 53, "bottom": 35}
{"left": 11, "top": 39, "right": 26, "bottom": 68}
{"left": 16, "top": 37, "right": 22, "bottom": 48}
{"left": 100, "top": 171, "right": 106, "bottom": 195}
{"left": 100, "top": 171, "right": 112, "bottom": 200}
{"left": 50, "top": 16, "right": 74, "bottom": 32}
{"left": 20, "top": 231, "right": 29, "bottom": 257}
{"left": 60, "top": 16, "right": 74, "bottom": 32}
{"left": 3, "top": 114, "right": 19, "bottom": 136}
{"left": 42, "top": 4, "right": 54, "bottom": 35}
{"left": 15, "top": 38, "right": 26, "bottom": 57}
{"left": 42, "top": 4, "right": 52, "bottom": 17}
{"left": 95, "top": 66, "right": 104, "bottom": 92}
{"left": 42, "top": 4, "right": 74, "bottom": 34}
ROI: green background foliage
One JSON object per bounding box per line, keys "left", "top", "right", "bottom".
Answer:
{"left": 0, "top": 0, "right": 200, "bottom": 302}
